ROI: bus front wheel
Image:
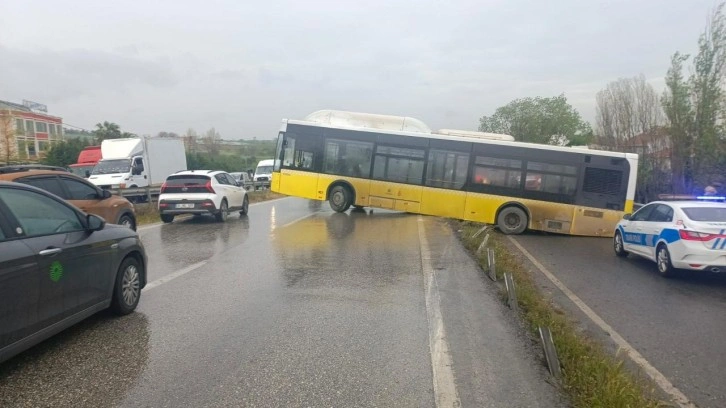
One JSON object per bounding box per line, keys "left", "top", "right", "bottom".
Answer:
{"left": 329, "top": 185, "right": 352, "bottom": 213}
{"left": 496, "top": 206, "right": 528, "bottom": 235}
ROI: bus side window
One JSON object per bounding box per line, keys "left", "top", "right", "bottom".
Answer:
{"left": 295, "top": 151, "right": 314, "bottom": 169}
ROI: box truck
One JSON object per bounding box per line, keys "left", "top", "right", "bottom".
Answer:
{"left": 89, "top": 137, "right": 187, "bottom": 197}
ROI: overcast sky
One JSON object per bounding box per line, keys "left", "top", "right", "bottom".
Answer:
{"left": 0, "top": 0, "right": 719, "bottom": 139}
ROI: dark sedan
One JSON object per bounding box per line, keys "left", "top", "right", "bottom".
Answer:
{"left": 0, "top": 181, "right": 147, "bottom": 363}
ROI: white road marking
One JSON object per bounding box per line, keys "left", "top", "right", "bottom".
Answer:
{"left": 508, "top": 236, "right": 695, "bottom": 408}
{"left": 280, "top": 211, "right": 318, "bottom": 228}
{"left": 418, "top": 216, "right": 460, "bottom": 408}
{"left": 143, "top": 261, "right": 208, "bottom": 292}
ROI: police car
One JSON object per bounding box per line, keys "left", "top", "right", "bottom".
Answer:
{"left": 613, "top": 197, "right": 726, "bottom": 277}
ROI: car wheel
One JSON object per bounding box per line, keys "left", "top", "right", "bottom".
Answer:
{"left": 329, "top": 185, "right": 352, "bottom": 213}
{"left": 110, "top": 257, "right": 142, "bottom": 315}
{"left": 215, "top": 200, "right": 229, "bottom": 222}
{"left": 161, "top": 214, "right": 174, "bottom": 223}
{"left": 496, "top": 206, "right": 528, "bottom": 235}
{"left": 240, "top": 195, "right": 249, "bottom": 215}
{"left": 614, "top": 231, "right": 628, "bottom": 257}
{"left": 656, "top": 244, "right": 677, "bottom": 278}
{"left": 118, "top": 213, "right": 137, "bottom": 231}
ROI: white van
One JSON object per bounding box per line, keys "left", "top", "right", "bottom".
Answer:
{"left": 253, "top": 159, "right": 274, "bottom": 189}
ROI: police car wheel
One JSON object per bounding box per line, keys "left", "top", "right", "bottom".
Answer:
{"left": 614, "top": 232, "right": 628, "bottom": 257}
{"left": 656, "top": 244, "right": 677, "bottom": 278}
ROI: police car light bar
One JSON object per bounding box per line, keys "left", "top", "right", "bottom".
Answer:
{"left": 657, "top": 194, "right": 726, "bottom": 202}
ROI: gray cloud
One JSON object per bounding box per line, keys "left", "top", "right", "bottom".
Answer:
{"left": 0, "top": 46, "right": 178, "bottom": 102}
{"left": 0, "top": 0, "right": 718, "bottom": 138}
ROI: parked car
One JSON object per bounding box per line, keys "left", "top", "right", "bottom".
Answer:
{"left": 230, "top": 171, "right": 253, "bottom": 190}
{"left": 614, "top": 199, "right": 726, "bottom": 277}
{"left": 0, "top": 181, "right": 147, "bottom": 363}
{"left": 0, "top": 165, "right": 137, "bottom": 230}
{"left": 157, "top": 170, "right": 249, "bottom": 223}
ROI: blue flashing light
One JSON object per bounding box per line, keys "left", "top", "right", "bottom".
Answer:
{"left": 696, "top": 196, "right": 726, "bottom": 200}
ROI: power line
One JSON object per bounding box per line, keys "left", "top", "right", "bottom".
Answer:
{"left": 62, "top": 122, "right": 93, "bottom": 132}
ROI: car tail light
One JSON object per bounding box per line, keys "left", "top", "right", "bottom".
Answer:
{"left": 159, "top": 202, "right": 168, "bottom": 208}
{"left": 160, "top": 182, "right": 168, "bottom": 194}
{"left": 202, "top": 200, "right": 214, "bottom": 207}
{"left": 205, "top": 180, "right": 215, "bottom": 194}
{"left": 679, "top": 230, "right": 716, "bottom": 241}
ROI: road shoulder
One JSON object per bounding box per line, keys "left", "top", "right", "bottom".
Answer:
{"left": 422, "top": 218, "right": 568, "bottom": 407}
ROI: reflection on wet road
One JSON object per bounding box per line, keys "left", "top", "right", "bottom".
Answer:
{"left": 1, "top": 197, "right": 559, "bottom": 407}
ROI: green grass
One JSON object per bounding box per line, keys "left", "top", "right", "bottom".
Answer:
{"left": 133, "top": 203, "right": 162, "bottom": 226}
{"left": 133, "top": 190, "right": 288, "bottom": 226}
{"left": 458, "top": 222, "right": 666, "bottom": 408}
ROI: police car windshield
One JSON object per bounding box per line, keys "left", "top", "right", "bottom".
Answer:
{"left": 682, "top": 207, "right": 726, "bottom": 222}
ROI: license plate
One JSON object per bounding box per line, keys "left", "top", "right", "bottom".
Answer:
{"left": 176, "top": 203, "right": 195, "bottom": 209}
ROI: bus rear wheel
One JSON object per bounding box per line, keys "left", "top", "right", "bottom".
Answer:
{"left": 329, "top": 185, "right": 352, "bottom": 213}
{"left": 497, "top": 206, "right": 528, "bottom": 235}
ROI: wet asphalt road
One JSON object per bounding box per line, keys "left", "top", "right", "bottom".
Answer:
{"left": 507, "top": 233, "right": 726, "bottom": 408}
{"left": 0, "top": 197, "right": 563, "bottom": 408}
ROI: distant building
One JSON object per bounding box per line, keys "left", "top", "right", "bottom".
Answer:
{"left": 0, "top": 99, "right": 64, "bottom": 163}
{"left": 622, "top": 127, "right": 672, "bottom": 171}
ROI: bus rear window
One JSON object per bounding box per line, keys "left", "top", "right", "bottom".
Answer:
{"left": 583, "top": 168, "right": 622, "bottom": 195}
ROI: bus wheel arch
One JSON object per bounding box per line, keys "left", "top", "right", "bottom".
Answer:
{"left": 495, "top": 203, "right": 530, "bottom": 235}
{"left": 327, "top": 181, "right": 355, "bottom": 213}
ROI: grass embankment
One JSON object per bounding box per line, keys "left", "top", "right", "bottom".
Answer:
{"left": 458, "top": 221, "right": 664, "bottom": 408}
{"left": 133, "top": 190, "right": 287, "bottom": 226}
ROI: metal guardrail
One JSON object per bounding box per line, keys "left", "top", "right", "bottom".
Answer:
{"left": 109, "top": 181, "right": 271, "bottom": 199}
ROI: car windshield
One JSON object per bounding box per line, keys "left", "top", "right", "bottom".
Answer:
{"left": 92, "top": 159, "right": 130, "bottom": 175}
{"left": 256, "top": 166, "right": 273, "bottom": 174}
{"left": 682, "top": 207, "right": 726, "bottom": 222}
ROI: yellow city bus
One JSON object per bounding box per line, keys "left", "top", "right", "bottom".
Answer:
{"left": 271, "top": 110, "right": 638, "bottom": 237}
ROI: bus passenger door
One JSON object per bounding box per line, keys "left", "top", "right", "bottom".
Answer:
{"left": 369, "top": 149, "right": 425, "bottom": 212}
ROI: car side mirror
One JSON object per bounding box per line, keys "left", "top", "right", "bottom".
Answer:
{"left": 101, "top": 189, "right": 112, "bottom": 199}
{"left": 87, "top": 214, "right": 105, "bottom": 231}
{"left": 85, "top": 170, "right": 91, "bottom": 178}
{"left": 623, "top": 213, "right": 632, "bottom": 220}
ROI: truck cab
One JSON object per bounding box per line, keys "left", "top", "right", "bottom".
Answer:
{"left": 253, "top": 159, "right": 274, "bottom": 190}
{"left": 69, "top": 145, "right": 102, "bottom": 178}
{"left": 90, "top": 155, "right": 147, "bottom": 190}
